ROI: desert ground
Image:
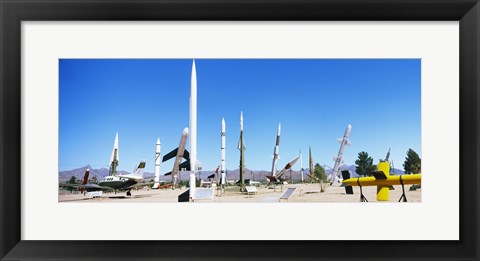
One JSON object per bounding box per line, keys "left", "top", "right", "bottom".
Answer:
{"left": 59, "top": 182, "right": 421, "bottom": 203}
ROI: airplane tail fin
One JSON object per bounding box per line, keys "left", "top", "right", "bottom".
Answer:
{"left": 132, "top": 160, "right": 146, "bottom": 178}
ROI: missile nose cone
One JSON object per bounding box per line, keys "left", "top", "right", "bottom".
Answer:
{"left": 240, "top": 111, "right": 244, "bottom": 131}
{"left": 156, "top": 138, "right": 160, "bottom": 144}
{"left": 278, "top": 123, "right": 281, "bottom": 134}
{"left": 347, "top": 124, "right": 352, "bottom": 130}
{"left": 183, "top": 127, "right": 189, "bottom": 135}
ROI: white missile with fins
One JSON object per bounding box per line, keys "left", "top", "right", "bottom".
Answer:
{"left": 274, "top": 155, "right": 300, "bottom": 180}
{"left": 221, "top": 118, "right": 226, "bottom": 186}
{"left": 238, "top": 111, "right": 246, "bottom": 191}
{"left": 152, "top": 138, "right": 161, "bottom": 189}
{"left": 189, "top": 60, "right": 197, "bottom": 200}
{"left": 270, "top": 123, "right": 281, "bottom": 177}
{"left": 331, "top": 124, "right": 352, "bottom": 185}
{"left": 109, "top": 132, "right": 119, "bottom": 176}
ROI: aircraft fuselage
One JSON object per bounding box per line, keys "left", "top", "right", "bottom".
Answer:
{"left": 99, "top": 176, "right": 137, "bottom": 190}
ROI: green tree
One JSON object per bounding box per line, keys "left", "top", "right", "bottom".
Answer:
{"left": 355, "top": 151, "right": 376, "bottom": 177}
{"left": 403, "top": 149, "right": 421, "bottom": 174}
{"left": 313, "top": 163, "right": 328, "bottom": 182}
{"left": 68, "top": 176, "right": 77, "bottom": 184}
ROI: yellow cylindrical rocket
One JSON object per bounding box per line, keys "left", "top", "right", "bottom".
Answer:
{"left": 342, "top": 161, "right": 421, "bottom": 201}
{"left": 342, "top": 174, "right": 421, "bottom": 187}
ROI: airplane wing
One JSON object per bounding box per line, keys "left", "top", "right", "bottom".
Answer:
{"left": 75, "top": 183, "right": 114, "bottom": 191}
{"left": 162, "top": 148, "right": 190, "bottom": 162}
{"left": 126, "top": 182, "right": 155, "bottom": 190}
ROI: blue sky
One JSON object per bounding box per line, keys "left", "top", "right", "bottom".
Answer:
{"left": 59, "top": 59, "right": 421, "bottom": 173}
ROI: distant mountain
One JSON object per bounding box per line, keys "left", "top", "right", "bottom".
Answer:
{"left": 58, "top": 165, "right": 154, "bottom": 182}
{"left": 59, "top": 164, "right": 404, "bottom": 183}
{"left": 324, "top": 164, "right": 404, "bottom": 177}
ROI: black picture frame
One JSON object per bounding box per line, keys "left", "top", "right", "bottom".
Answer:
{"left": 1, "top": 0, "right": 479, "bottom": 260}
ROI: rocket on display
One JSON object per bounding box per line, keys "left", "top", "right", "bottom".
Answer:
{"left": 238, "top": 111, "right": 246, "bottom": 192}
{"left": 189, "top": 60, "right": 197, "bottom": 199}
{"left": 270, "top": 123, "right": 281, "bottom": 177}
{"left": 220, "top": 118, "right": 226, "bottom": 186}
{"left": 152, "top": 138, "right": 161, "bottom": 189}
{"left": 109, "top": 132, "right": 119, "bottom": 176}
{"left": 331, "top": 124, "right": 352, "bottom": 185}
{"left": 266, "top": 155, "right": 300, "bottom": 183}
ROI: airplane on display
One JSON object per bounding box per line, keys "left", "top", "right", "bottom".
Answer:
{"left": 98, "top": 160, "right": 150, "bottom": 196}
{"left": 60, "top": 160, "right": 150, "bottom": 196}
{"left": 62, "top": 132, "right": 155, "bottom": 196}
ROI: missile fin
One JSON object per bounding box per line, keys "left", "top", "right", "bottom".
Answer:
{"left": 162, "top": 148, "right": 179, "bottom": 162}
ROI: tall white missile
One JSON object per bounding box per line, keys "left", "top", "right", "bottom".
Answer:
{"left": 331, "top": 124, "right": 352, "bottom": 185}
{"left": 240, "top": 111, "right": 243, "bottom": 131}
{"left": 220, "top": 118, "right": 226, "bottom": 186}
{"left": 153, "top": 138, "right": 161, "bottom": 189}
{"left": 271, "top": 123, "right": 281, "bottom": 177}
{"left": 109, "top": 132, "right": 119, "bottom": 176}
{"left": 189, "top": 60, "right": 197, "bottom": 200}
{"left": 238, "top": 111, "right": 246, "bottom": 192}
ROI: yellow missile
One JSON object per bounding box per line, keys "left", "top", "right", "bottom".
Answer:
{"left": 342, "top": 174, "right": 421, "bottom": 187}
{"left": 342, "top": 161, "right": 421, "bottom": 201}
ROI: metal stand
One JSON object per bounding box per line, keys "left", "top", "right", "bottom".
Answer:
{"left": 398, "top": 175, "right": 408, "bottom": 202}
{"left": 357, "top": 177, "right": 368, "bottom": 202}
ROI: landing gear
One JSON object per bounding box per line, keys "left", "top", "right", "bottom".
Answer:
{"left": 126, "top": 190, "right": 132, "bottom": 196}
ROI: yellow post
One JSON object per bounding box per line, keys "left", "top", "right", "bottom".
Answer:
{"left": 376, "top": 161, "right": 390, "bottom": 201}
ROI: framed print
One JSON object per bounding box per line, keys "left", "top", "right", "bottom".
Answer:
{"left": 1, "top": 0, "right": 479, "bottom": 260}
